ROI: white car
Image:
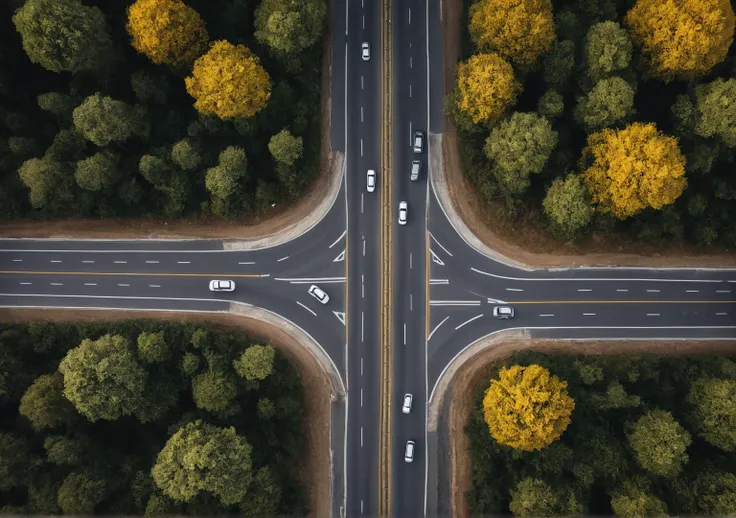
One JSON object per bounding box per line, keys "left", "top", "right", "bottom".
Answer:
{"left": 404, "top": 440, "right": 415, "bottom": 463}
{"left": 367, "top": 169, "right": 376, "bottom": 193}
{"left": 402, "top": 393, "right": 413, "bottom": 414}
{"left": 361, "top": 42, "right": 370, "bottom": 61}
{"left": 398, "top": 201, "right": 408, "bottom": 226}
{"left": 493, "top": 306, "right": 514, "bottom": 319}
{"left": 209, "top": 280, "right": 235, "bottom": 292}
{"left": 308, "top": 284, "right": 330, "bottom": 304}
{"left": 413, "top": 130, "right": 424, "bottom": 153}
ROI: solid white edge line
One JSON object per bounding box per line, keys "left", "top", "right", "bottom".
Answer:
{"left": 330, "top": 230, "right": 347, "bottom": 249}
{"left": 427, "top": 316, "right": 449, "bottom": 341}
{"left": 296, "top": 301, "right": 316, "bottom": 316}
{"left": 471, "top": 267, "right": 726, "bottom": 283}
{"left": 428, "top": 231, "right": 452, "bottom": 257}
{"left": 455, "top": 313, "right": 483, "bottom": 330}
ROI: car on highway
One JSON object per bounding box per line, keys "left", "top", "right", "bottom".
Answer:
{"left": 402, "top": 393, "right": 413, "bottom": 414}
{"left": 308, "top": 284, "right": 330, "bottom": 304}
{"left": 367, "top": 169, "right": 376, "bottom": 192}
{"left": 410, "top": 160, "right": 421, "bottom": 181}
{"left": 413, "top": 130, "right": 424, "bottom": 153}
{"left": 398, "top": 201, "right": 408, "bottom": 225}
{"left": 404, "top": 440, "right": 415, "bottom": 463}
{"left": 493, "top": 305, "right": 515, "bottom": 319}
{"left": 209, "top": 280, "right": 235, "bottom": 292}
{"left": 361, "top": 42, "right": 370, "bottom": 61}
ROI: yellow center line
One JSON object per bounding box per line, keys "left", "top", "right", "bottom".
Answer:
{"left": 0, "top": 270, "right": 262, "bottom": 278}
{"left": 511, "top": 299, "right": 736, "bottom": 305}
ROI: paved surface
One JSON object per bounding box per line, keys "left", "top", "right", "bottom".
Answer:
{"left": 1, "top": 0, "right": 736, "bottom": 517}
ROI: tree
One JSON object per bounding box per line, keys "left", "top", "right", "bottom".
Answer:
{"left": 628, "top": 409, "right": 691, "bottom": 477}
{"left": 137, "top": 331, "right": 170, "bottom": 363}
{"left": 594, "top": 380, "right": 641, "bottom": 409}
{"left": 37, "top": 92, "right": 77, "bottom": 120}
{"left": 692, "top": 469, "right": 736, "bottom": 515}
{"left": 543, "top": 40, "right": 576, "bottom": 88}
{"left": 75, "top": 150, "right": 119, "bottom": 191}
{"left": 12, "top": 0, "right": 113, "bottom": 74}
{"left": 483, "top": 364, "right": 575, "bottom": 451}
{"left": 537, "top": 90, "right": 564, "bottom": 119}
{"left": 687, "top": 377, "right": 736, "bottom": 451}
{"left": 43, "top": 435, "right": 84, "bottom": 466}
{"left": 73, "top": 93, "right": 147, "bottom": 146}
{"left": 484, "top": 112, "right": 558, "bottom": 197}
{"left": 694, "top": 78, "right": 736, "bottom": 147}
{"left": 0, "top": 433, "right": 39, "bottom": 490}
{"left": 170, "top": 139, "right": 201, "bottom": 170}
{"left": 19, "top": 372, "right": 74, "bottom": 431}
{"left": 257, "top": 397, "right": 276, "bottom": 420}
{"left": 254, "top": 0, "right": 326, "bottom": 55}
{"left": 234, "top": 345, "right": 276, "bottom": 381}
{"left": 582, "top": 122, "right": 687, "bottom": 219}
{"left": 126, "top": 0, "right": 209, "bottom": 68}
{"left": 58, "top": 334, "right": 147, "bottom": 422}
{"left": 180, "top": 352, "right": 200, "bottom": 377}
{"left": 456, "top": 52, "right": 520, "bottom": 125}
{"left": 57, "top": 470, "right": 107, "bottom": 515}
{"left": 469, "top": 0, "right": 555, "bottom": 67}
{"left": 131, "top": 70, "right": 168, "bottom": 105}
{"left": 625, "top": 0, "right": 735, "bottom": 81}
{"left": 268, "top": 129, "right": 304, "bottom": 165}
{"left": 18, "top": 156, "right": 69, "bottom": 209}
{"left": 543, "top": 174, "right": 593, "bottom": 237}
{"left": 239, "top": 467, "right": 282, "bottom": 516}
{"left": 45, "top": 128, "right": 86, "bottom": 162}
{"left": 205, "top": 146, "right": 247, "bottom": 216}
{"left": 508, "top": 478, "right": 580, "bottom": 517}
{"left": 139, "top": 154, "right": 174, "bottom": 186}
{"left": 191, "top": 369, "right": 238, "bottom": 413}
{"left": 151, "top": 420, "right": 253, "bottom": 505}
{"left": 8, "top": 136, "right": 39, "bottom": 158}
{"left": 584, "top": 21, "right": 632, "bottom": 82}
{"left": 610, "top": 478, "right": 668, "bottom": 518}
{"left": 185, "top": 41, "right": 271, "bottom": 119}
{"left": 574, "top": 76, "right": 635, "bottom": 132}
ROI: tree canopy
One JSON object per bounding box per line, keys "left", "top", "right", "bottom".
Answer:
{"left": 627, "top": 409, "right": 692, "bottom": 477}
{"left": 191, "top": 369, "right": 238, "bottom": 413}
{"left": 254, "top": 0, "right": 326, "bottom": 55}
{"left": 542, "top": 174, "right": 593, "bottom": 237}
{"left": 609, "top": 478, "right": 668, "bottom": 518}
{"left": 75, "top": 151, "right": 120, "bottom": 192}
{"left": 185, "top": 41, "right": 272, "bottom": 119}
{"left": 584, "top": 21, "right": 632, "bottom": 82}
{"left": 687, "top": 378, "right": 736, "bottom": 452}
{"left": 482, "top": 364, "right": 575, "bottom": 451}
{"left": 574, "top": 76, "right": 635, "bottom": 132}
{"left": 694, "top": 78, "right": 736, "bottom": 148}
{"left": 126, "top": 0, "right": 209, "bottom": 68}
{"left": 233, "top": 345, "right": 275, "bottom": 381}
{"left": 456, "top": 52, "right": 520, "bottom": 124}
{"left": 19, "top": 373, "right": 73, "bottom": 431}
{"left": 72, "top": 93, "right": 147, "bottom": 146}
{"left": 268, "top": 129, "right": 304, "bottom": 165}
{"left": 625, "top": 0, "right": 735, "bottom": 81}
{"left": 582, "top": 122, "right": 687, "bottom": 219}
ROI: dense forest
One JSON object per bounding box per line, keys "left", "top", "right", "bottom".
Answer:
{"left": 0, "top": 0, "right": 326, "bottom": 220}
{"left": 450, "top": 0, "right": 736, "bottom": 249}
{"left": 466, "top": 352, "right": 736, "bottom": 516}
{"left": 0, "top": 320, "right": 307, "bottom": 515}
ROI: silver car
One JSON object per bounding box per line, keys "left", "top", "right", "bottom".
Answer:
{"left": 361, "top": 42, "right": 370, "bottom": 61}
{"left": 367, "top": 169, "right": 376, "bottom": 193}
{"left": 308, "top": 285, "right": 330, "bottom": 304}
{"left": 209, "top": 280, "right": 235, "bottom": 292}
{"left": 404, "top": 440, "right": 415, "bottom": 463}
{"left": 398, "top": 201, "right": 408, "bottom": 226}
{"left": 402, "top": 393, "right": 413, "bottom": 414}
{"left": 413, "top": 131, "right": 424, "bottom": 153}
{"left": 493, "top": 306, "right": 514, "bottom": 319}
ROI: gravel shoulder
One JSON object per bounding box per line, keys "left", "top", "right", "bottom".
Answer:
{"left": 0, "top": 307, "right": 334, "bottom": 518}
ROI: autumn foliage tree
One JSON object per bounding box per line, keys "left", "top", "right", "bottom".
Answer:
{"left": 625, "top": 0, "right": 736, "bottom": 81}
{"left": 126, "top": 0, "right": 209, "bottom": 68}
{"left": 185, "top": 41, "right": 271, "bottom": 119}
{"left": 456, "top": 52, "right": 520, "bottom": 124}
{"left": 482, "top": 364, "right": 575, "bottom": 451}
{"left": 469, "top": 0, "right": 555, "bottom": 67}
{"left": 581, "top": 122, "right": 687, "bottom": 219}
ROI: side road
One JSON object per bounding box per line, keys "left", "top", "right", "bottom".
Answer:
{"left": 0, "top": 306, "right": 344, "bottom": 518}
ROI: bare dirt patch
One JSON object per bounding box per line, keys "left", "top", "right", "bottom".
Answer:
{"left": 439, "top": 0, "right": 736, "bottom": 268}
{"left": 0, "top": 308, "right": 331, "bottom": 518}
{"left": 448, "top": 338, "right": 736, "bottom": 518}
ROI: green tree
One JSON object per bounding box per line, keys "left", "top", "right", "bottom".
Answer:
{"left": 139, "top": 154, "right": 175, "bottom": 186}
{"left": 254, "top": 0, "right": 326, "bottom": 55}
{"left": 205, "top": 146, "right": 247, "bottom": 216}
{"left": 508, "top": 478, "right": 580, "bottom": 517}
{"left": 268, "top": 129, "right": 304, "bottom": 165}
{"left": 692, "top": 469, "right": 736, "bottom": 515}
{"left": 627, "top": 409, "right": 691, "bottom": 477}
{"left": 44, "top": 435, "right": 84, "bottom": 466}
{"left": 233, "top": 345, "right": 275, "bottom": 381}
{"left": 610, "top": 477, "right": 668, "bottom": 518}
{"left": 45, "top": 128, "right": 86, "bottom": 162}
{"left": 73, "top": 93, "right": 147, "bottom": 146}
{"left": 57, "top": 470, "right": 107, "bottom": 515}
{"left": 19, "top": 372, "right": 74, "bottom": 431}
{"left": 170, "top": 138, "right": 201, "bottom": 170}
{"left": 8, "top": 136, "right": 39, "bottom": 158}
{"left": 584, "top": 21, "right": 632, "bottom": 82}
{"left": 28, "top": 476, "right": 61, "bottom": 514}
{"left": 543, "top": 40, "right": 576, "bottom": 88}
{"left": 575, "top": 76, "right": 635, "bottom": 132}
{"left": 18, "top": 156, "right": 70, "bottom": 209}
{"left": 687, "top": 377, "right": 736, "bottom": 451}
{"left": 257, "top": 397, "right": 276, "bottom": 420}
{"left": 12, "top": 0, "right": 114, "bottom": 74}
{"left": 37, "top": 92, "right": 77, "bottom": 119}
{"left": 75, "top": 150, "right": 119, "bottom": 191}
{"left": 151, "top": 420, "right": 253, "bottom": 505}
{"left": 239, "top": 467, "right": 282, "bottom": 516}
{"left": 137, "top": 331, "right": 170, "bottom": 363}
{"left": 180, "top": 352, "right": 200, "bottom": 377}
{"left": 694, "top": 78, "right": 736, "bottom": 147}
{"left": 0, "top": 433, "right": 40, "bottom": 490}
{"left": 191, "top": 369, "right": 238, "bottom": 413}
{"left": 58, "top": 334, "right": 147, "bottom": 422}
{"left": 538, "top": 90, "right": 564, "bottom": 119}
{"left": 131, "top": 70, "right": 168, "bottom": 105}
{"left": 484, "top": 112, "right": 558, "bottom": 197}
{"left": 542, "top": 174, "right": 593, "bottom": 237}
{"left": 594, "top": 380, "right": 641, "bottom": 409}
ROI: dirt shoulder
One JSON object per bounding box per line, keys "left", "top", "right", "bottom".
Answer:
{"left": 0, "top": 308, "right": 332, "bottom": 518}
{"left": 439, "top": 0, "right": 736, "bottom": 268}
{"left": 448, "top": 338, "right": 736, "bottom": 518}
{"left": 0, "top": 24, "right": 337, "bottom": 242}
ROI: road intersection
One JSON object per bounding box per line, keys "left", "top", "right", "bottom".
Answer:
{"left": 1, "top": 0, "right": 735, "bottom": 517}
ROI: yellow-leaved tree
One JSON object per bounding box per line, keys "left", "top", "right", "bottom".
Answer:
{"left": 582, "top": 122, "right": 687, "bottom": 219}
{"left": 469, "top": 0, "right": 555, "bottom": 67}
{"left": 126, "top": 0, "right": 209, "bottom": 68}
{"left": 483, "top": 364, "right": 575, "bottom": 452}
{"left": 625, "top": 0, "right": 735, "bottom": 81}
{"left": 185, "top": 41, "right": 271, "bottom": 119}
{"left": 456, "top": 52, "right": 520, "bottom": 125}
